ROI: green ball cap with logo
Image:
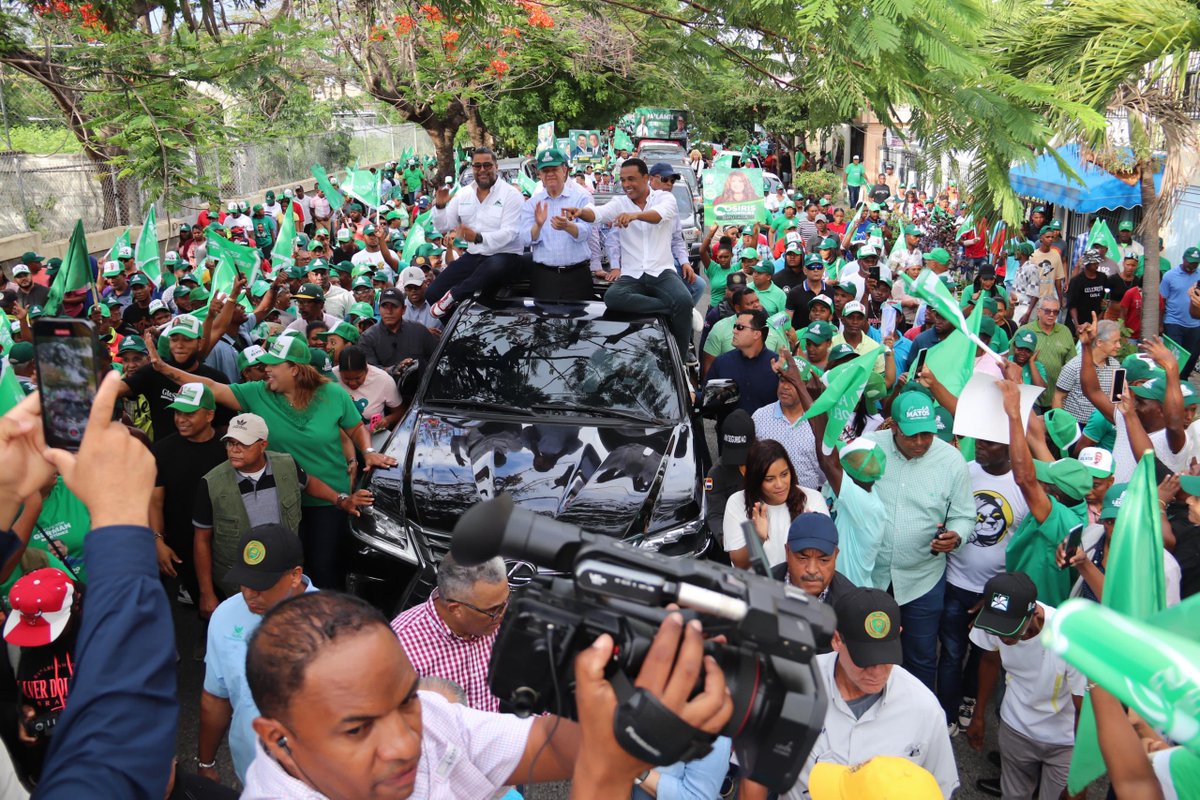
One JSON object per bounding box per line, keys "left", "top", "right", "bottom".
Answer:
{"left": 1099, "top": 482, "right": 1128, "bottom": 520}
{"left": 1033, "top": 458, "right": 1092, "bottom": 502}
{"left": 1013, "top": 330, "right": 1038, "bottom": 351}
{"left": 259, "top": 334, "right": 312, "bottom": 366}
{"left": 166, "top": 315, "right": 204, "bottom": 339}
{"left": 925, "top": 248, "right": 950, "bottom": 265}
{"left": 166, "top": 382, "right": 215, "bottom": 413}
{"left": 535, "top": 148, "right": 567, "bottom": 169}
{"left": 1184, "top": 247, "right": 1200, "bottom": 264}
{"left": 1043, "top": 408, "right": 1081, "bottom": 451}
{"left": 293, "top": 283, "right": 326, "bottom": 302}
{"left": 893, "top": 392, "right": 938, "bottom": 435}
{"left": 316, "top": 320, "right": 361, "bottom": 344}
{"left": 1121, "top": 353, "right": 1162, "bottom": 384}
{"left": 118, "top": 336, "right": 148, "bottom": 355}
{"left": 839, "top": 437, "right": 887, "bottom": 483}
{"left": 803, "top": 254, "right": 825, "bottom": 268}
{"left": 819, "top": 236, "right": 840, "bottom": 250}
{"left": 804, "top": 321, "right": 837, "bottom": 344}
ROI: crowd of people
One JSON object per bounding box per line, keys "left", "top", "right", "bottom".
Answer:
{"left": 0, "top": 138, "right": 1197, "bottom": 800}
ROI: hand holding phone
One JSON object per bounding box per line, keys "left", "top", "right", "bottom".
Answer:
{"left": 33, "top": 318, "right": 104, "bottom": 452}
{"left": 1110, "top": 368, "right": 1127, "bottom": 403}
{"left": 1060, "top": 524, "right": 1085, "bottom": 570}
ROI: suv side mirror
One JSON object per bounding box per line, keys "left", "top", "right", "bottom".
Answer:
{"left": 697, "top": 378, "right": 740, "bottom": 415}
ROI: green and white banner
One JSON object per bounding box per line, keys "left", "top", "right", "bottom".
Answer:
{"left": 703, "top": 167, "right": 766, "bottom": 226}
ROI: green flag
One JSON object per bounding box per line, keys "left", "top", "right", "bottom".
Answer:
{"left": 0, "top": 307, "right": 14, "bottom": 355}
{"left": 342, "top": 166, "right": 381, "bottom": 209}
{"left": 45, "top": 220, "right": 91, "bottom": 316}
{"left": 0, "top": 360, "right": 24, "bottom": 416}
{"left": 1161, "top": 334, "right": 1189, "bottom": 369}
{"left": 914, "top": 299, "right": 984, "bottom": 396}
{"left": 105, "top": 228, "right": 131, "bottom": 265}
{"left": 271, "top": 204, "right": 297, "bottom": 274}
{"left": 904, "top": 269, "right": 1001, "bottom": 365}
{"left": 134, "top": 205, "right": 161, "bottom": 286}
{"left": 1085, "top": 218, "right": 1120, "bottom": 261}
{"left": 955, "top": 213, "right": 976, "bottom": 240}
{"left": 801, "top": 345, "right": 882, "bottom": 450}
{"left": 518, "top": 171, "right": 536, "bottom": 197}
{"left": 311, "top": 164, "right": 346, "bottom": 209}
{"left": 1067, "top": 451, "right": 1167, "bottom": 791}
{"left": 613, "top": 129, "right": 633, "bottom": 152}
{"left": 402, "top": 225, "right": 426, "bottom": 263}
{"left": 413, "top": 208, "right": 434, "bottom": 236}
{"left": 204, "top": 233, "right": 261, "bottom": 285}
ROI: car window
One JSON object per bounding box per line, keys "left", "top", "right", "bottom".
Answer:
{"left": 671, "top": 185, "right": 696, "bottom": 219}
{"left": 425, "top": 310, "right": 683, "bottom": 421}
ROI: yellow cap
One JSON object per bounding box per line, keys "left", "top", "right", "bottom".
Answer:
{"left": 809, "top": 757, "right": 943, "bottom": 800}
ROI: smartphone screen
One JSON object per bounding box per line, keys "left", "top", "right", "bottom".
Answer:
{"left": 1110, "top": 368, "right": 1127, "bottom": 402}
{"left": 1061, "top": 524, "right": 1085, "bottom": 569}
{"left": 868, "top": 266, "right": 881, "bottom": 282}
{"left": 33, "top": 318, "right": 102, "bottom": 452}
{"left": 913, "top": 347, "right": 929, "bottom": 376}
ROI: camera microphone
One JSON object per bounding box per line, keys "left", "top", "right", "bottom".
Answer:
{"left": 450, "top": 495, "right": 589, "bottom": 572}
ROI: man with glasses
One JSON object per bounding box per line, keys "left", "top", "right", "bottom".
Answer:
{"left": 1015, "top": 297, "right": 1075, "bottom": 389}
{"left": 519, "top": 148, "right": 596, "bottom": 300}
{"left": 391, "top": 553, "right": 509, "bottom": 712}
{"left": 429, "top": 147, "right": 525, "bottom": 319}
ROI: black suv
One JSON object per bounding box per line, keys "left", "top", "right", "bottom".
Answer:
{"left": 346, "top": 296, "right": 736, "bottom": 613}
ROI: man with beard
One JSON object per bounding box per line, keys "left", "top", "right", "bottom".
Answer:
{"left": 428, "top": 147, "right": 525, "bottom": 319}
{"left": 938, "top": 436, "right": 1030, "bottom": 737}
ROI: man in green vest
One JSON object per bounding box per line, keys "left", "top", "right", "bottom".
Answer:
{"left": 193, "top": 413, "right": 373, "bottom": 602}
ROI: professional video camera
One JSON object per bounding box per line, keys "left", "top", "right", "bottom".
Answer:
{"left": 450, "top": 495, "right": 836, "bottom": 793}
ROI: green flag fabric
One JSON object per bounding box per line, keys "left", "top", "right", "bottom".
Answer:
{"left": 342, "top": 167, "right": 381, "bottom": 210}
{"left": 44, "top": 220, "right": 91, "bottom": 316}
{"left": 271, "top": 204, "right": 297, "bottom": 274}
{"left": 1085, "top": 219, "right": 1120, "bottom": 261}
{"left": 905, "top": 269, "right": 1002, "bottom": 365}
{"left": 1161, "top": 334, "right": 1189, "bottom": 368}
{"left": 204, "top": 233, "right": 261, "bottom": 286}
{"left": 105, "top": 228, "right": 131, "bottom": 265}
{"left": 1067, "top": 451, "right": 1168, "bottom": 792}
{"left": 801, "top": 346, "right": 882, "bottom": 450}
{"left": 613, "top": 129, "right": 633, "bottom": 152}
{"left": 518, "top": 171, "right": 537, "bottom": 197}
{"left": 0, "top": 308, "right": 13, "bottom": 355}
{"left": 311, "top": 164, "right": 346, "bottom": 210}
{"left": 913, "top": 299, "right": 984, "bottom": 396}
{"left": 0, "top": 360, "right": 23, "bottom": 417}
{"left": 135, "top": 205, "right": 160, "bottom": 286}
{"left": 401, "top": 225, "right": 426, "bottom": 264}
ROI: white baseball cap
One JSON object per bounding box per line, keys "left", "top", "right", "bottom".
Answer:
{"left": 399, "top": 266, "right": 427, "bottom": 289}
{"left": 858, "top": 244, "right": 879, "bottom": 258}
{"left": 842, "top": 301, "right": 867, "bottom": 316}
{"left": 1077, "top": 447, "right": 1115, "bottom": 479}
{"left": 223, "top": 413, "right": 269, "bottom": 445}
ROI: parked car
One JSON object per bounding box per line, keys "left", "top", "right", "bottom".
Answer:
{"left": 346, "top": 296, "right": 738, "bottom": 613}
{"left": 458, "top": 156, "right": 536, "bottom": 189}
{"left": 635, "top": 139, "right": 687, "bottom": 162}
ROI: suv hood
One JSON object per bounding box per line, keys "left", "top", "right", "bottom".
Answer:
{"left": 402, "top": 412, "right": 699, "bottom": 538}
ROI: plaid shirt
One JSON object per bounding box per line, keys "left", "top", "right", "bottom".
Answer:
{"left": 392, "top": 592, "right": 501, "bottom": 712}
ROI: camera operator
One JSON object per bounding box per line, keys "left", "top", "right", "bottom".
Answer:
{"left": 242, "top": 593, "right": 733, "bottom": 799}
{"left": 0, "top": 372, "right": 178, "bottom": 797}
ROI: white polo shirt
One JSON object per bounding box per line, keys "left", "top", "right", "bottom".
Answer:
{"left": 786, "top": 652, "right": 959, "bottom": 799}
{"left": 969, "top": 603, "right": 1087, "bottom": 746}
{"left": 432, "top": 180, "right": 525, "bottom": 256}
{"left": 593, "top": 188, "right": 679, "bottom": 278}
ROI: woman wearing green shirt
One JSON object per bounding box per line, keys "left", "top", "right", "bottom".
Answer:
{"left": 703, "top": 240, "right": 740, "bottom": 307}
{"left": 145, "top": 332, "right": 396, "bottom": 590}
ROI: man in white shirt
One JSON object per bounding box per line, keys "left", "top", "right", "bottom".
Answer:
{"left": 740, "top": 587, "right": 958, "bottom": 800}
{"left": 429, "top": 147, "right": 526, "bottom": 319}
{"left": 564, "top": 158, "right": 695, "bottom": 361}
{"left": 965, "top": 571, "right": 1086, "bottom": 799}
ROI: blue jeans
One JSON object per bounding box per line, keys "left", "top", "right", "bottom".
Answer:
{"left": 899, "top": 570, "right": 946, "bottom": 692}
{"left": 1162, "top": 323, "right": 1200, "bottom": 377}
{"left": 300, "top": 504, "right": 350, "bottom": 590}
{"left": 605, "top": 270, "right": 695, "bottom": 356}
{"left": 847, "top": 185, "right": 861, "bottom": 207}
{"left": 936, "top": 582, "right": 983, "bottom": 722}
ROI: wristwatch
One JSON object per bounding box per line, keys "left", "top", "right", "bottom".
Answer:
{"left": 335, "top": 493, "right": 350, "bottom": 508}
{"left": 364, "top": 447, "right": 377, "bottom": 455}
{"left": 634, "top": 769, "right": 651, "bottom": 786}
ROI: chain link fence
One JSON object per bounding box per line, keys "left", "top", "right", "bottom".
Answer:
{"left": 0, "top": 122, "right": 433, "bottom": 242}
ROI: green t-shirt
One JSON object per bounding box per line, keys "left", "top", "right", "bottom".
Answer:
{"left": 845, "top": 163, "right": 867, "bottom": 187}
{"left": 1155, "top": 748, "right": 1200, "bottom": 798}
{"left": 703, "top": 314, "right": 788, "bottom": 357}
{"left": 1006, "top": 497, "right": 1086, "bottom": 607}
{"left": 753, "top": 282, "right": 788, "bottom": 315}
{"left": 705, "top": 261, "right": 742, "bottom": 307}
{"left": 772, "top": 216, "right": 797, "bottom": 237}
{"left": 229, "top": 380, "right": 363, "bottom": 506}
{"left": 30, "top": 478, "right": 91, "bottom": 584}
{"left": 1082, "top": 409, "right": 1117, "bottom": 451}
{"left": 403, "top": 167, "right": 423, "bottom": 192}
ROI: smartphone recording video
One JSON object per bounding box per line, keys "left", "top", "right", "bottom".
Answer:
{"left": 33, "top": 318, "right": 103, "bottom": 452}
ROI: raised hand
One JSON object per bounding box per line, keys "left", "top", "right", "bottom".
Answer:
{"left": 534, "top": 201, "right": 549, "bottom": 228}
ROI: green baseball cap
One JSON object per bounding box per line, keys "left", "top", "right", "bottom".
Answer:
{"left": 1184, "top": 247, "right": 1200, "bottom": 264}
{"left": 867, "top": 202, "right": 882, "bottom": 212}
{"left": 331, "top": 261, "right": 354, "bottom": 275}
{"left": 933, "top": 405, "right": 955, "bottom": 442}
{"left": 839, "top": 437, "right": 887, "bottom": 484}
{"left": 309, "top": 348, "right": 335, "bottom": 377}
{"left": 307, "top": 240, "right": 325, "bottom": 252}
{"left": 1013, "top": 330, "right": 1038, "bottom": 350}
{"left": 166, "top": 382, "right": 215, "bottom": 413}
{"left": 1118, "top": 221, "right": 1134, "bottom": 232}
{"left": 385, "top": 210, "right": 406, "bottom": 221}
{"left": 20, "top": 251, "right": 43, "bottom": 264}
{"left": 1121, "top": 353, "right": 1162, "bottom": 384}
{"left": 88, "top": 304, "right": 111, "bottom": 319}
{"left": 348, "top": 302, "right": 375, "bottom": 320}
{"left": 117, "top": 336, "right": 148, "bottom": 355}
{"left": 535, "top": 148, "right": 567, "bottom": 168}
{"left": 1180, "top": 475, "right": 1200, "bottom": 498}
{"left": 752, "top": 260, "right": 774, "bottom": 274}
{"left": 804, "top": 321, "right": 837, "bottom": 344}
{"left": 102, "top": 262, "right": 123, "bottom": 278}
{"left": 979, "top": 317, "right": 997, "bottom": 340}
{"left": 167, "top": 314, "right": 204, "bottom": 339}
{"left": 1131, "top": 377, "right": 1169, "bottom": 402}
{"left": 250, "top": 279, "right": 272, "bottom": 298}
{"left": 808, "top": 294, "right": 833, "bottom": 309}
{"left": 739, "top": 249, "right": 759, "bottom": 264}
{"left": 309, "top": 258, "right": 329, "bottom": 272}
{"left": 27, "top": 305, "right": 45, "bottom": 320}
{"left": 316, "top": 320, "right": 361, "bottom": 344}
{"left": 819, "top": 236, "right": 840, "bottom": 250}
{"left": 1099, "top": 482, "right": 1128, "bottom": 520}
{"left": 925, "top": 248, "right": 950, "bottom": 265}
{"left": 7, "top": 341, "right": 34, "bottom": 365}
{"left": 803, "top": 254, "right": 825, "bottom": 268}
{"left": 741, "top": 225, "right": 756, "bottom": 235}
{"left": 129, "top": 273, "right": 150, "bottom": 288}
{"left": 1044, "top": 408, "right": 1081, "bottom": 450}
{"left": 893, "top": 392, "right": 938, "bottom": 435}
{"left": 352, "top": 276, "right": 374, "bottom": 290}
{"left": 1033, "top": 458, "right": 1092, "bottom": 502}
{"left": 258, "top": 334, "right": 312, "bottom": 366}
{"left": 834, "top": 280, "right": 857, "bottom": 296}
{"left": 828, "top": 343, "right": 857, "bottom": 364}
{"left": 902, "top": 224, "right": 921, "bottom": 237}
{"left": 188, "top": 287, "right": 211, "bottom": 304}
{"left": 785, "top": 243, "right": 804, "bottom": 256}
{"left": 236, "top": 345, "right": 266, "bottom": 373}
{"left": 863, "top": 371, "right": 887, "bottom": 402}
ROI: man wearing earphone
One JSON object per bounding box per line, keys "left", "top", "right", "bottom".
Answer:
{"left": 198, "top": 524, "right": 316, "bottom": 785}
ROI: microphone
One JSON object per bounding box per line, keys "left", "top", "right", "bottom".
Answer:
{"left": 449, "top": 494, "right": 589, "bottom": 572}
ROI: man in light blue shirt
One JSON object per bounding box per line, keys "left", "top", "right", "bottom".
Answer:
{"left": 1159, "top": 246, "right": 1200, "bottom": 377}
{"left": 199, "top": 524, "right": 317, "bottom": 783}
{"left": 631, "top": 736, "right": 732, "bottom": 799}
{"left": 520, "top": 148, "right": 595, "bottom": 300}
{"left": 648, "top": 162, "right": 705, "bottom": 305}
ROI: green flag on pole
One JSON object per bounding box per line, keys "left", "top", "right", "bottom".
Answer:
{"left": 44, "top": 220, "right": 91, "bottom": 316}
{"left": 135, "top": 205, "right": 160, "bottom": 286}
{"left": 1066, "top": 451, "right": 1167, "bottom": 792}
{"left": 518, "top": 171, "right": 536, "bottom": 197}
{"left": 204, "top": 233, "right": 261, "bottom": 286}
{"left": 1085, "top": 218, "right": 1120, "bottom": 260}
{"left": 613, "top": 129, "right": 634, "bottom": 152}
{"left": 271, "top": 204, "right": 297, "bottom": 274}
{"left": 412, "top": 208, "right": 434, "bottom": 236}
{"left": 342, "top": 167, "right": 381, "bottom": 209}
{"left": 904, "top": 269, "right": 1002, "bottom": 365}
{"left": 913, "top": 299, "right": 985, "bottom": 396}
{"left": 0, "top": 360, "right": 24, "bottom": 416}
{"left": 401, "top": 225, "right": 426, "bottom": 264}
{"left": 801, "top": 345, "right": 882, "bottom": 450}
{"left": 311, "top": 164, "right": 346, "bottom": 210}
{"left": 0, "top": 308, "right": 13, "bottom": 355}
{"left": 105, "top": 228, "right": 131, "bottom": 265}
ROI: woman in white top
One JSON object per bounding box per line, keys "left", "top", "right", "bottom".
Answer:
{"left": 723, "top": 440, "right": 829, "bottom": 570}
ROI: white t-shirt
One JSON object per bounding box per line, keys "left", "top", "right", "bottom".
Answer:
{"left": 948, "top": 464, "right": 1030, "bottom": 592}
{"left": 334, "top": 364, "right": 402, "bottom": 422}
{"left": 969, "top": 603, "right": 1086, "bottom": 745}
{"left": 722, "top": 489, "right": 830, "bottom": 568}
{"left": 352, "top": 249, "right": 387, "bottom": 268}
{"left": 1112, "top": 412, "right": 1186, "bottom": 484}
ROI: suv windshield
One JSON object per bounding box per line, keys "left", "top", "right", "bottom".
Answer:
{"left": 425, "top": 309, "right": 682, "bottom": 422}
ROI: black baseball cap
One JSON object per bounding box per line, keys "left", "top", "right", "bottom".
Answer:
{"left": 224, "top": 524, "right": 304, "bottom": 591}
{"left": 726, "top": 272, "right": 748, "bottom": 287}
{"left": 975, "top": 572, "right": 1038, "bottom": 637}
{"left": 719, "top": 409, "right": 755, "bottom": 465}
{"left": 378, "top": 288, "right": 404, "bottom": 307}
{"left": 833, "top": 588, "right": 902, "bottom": 667}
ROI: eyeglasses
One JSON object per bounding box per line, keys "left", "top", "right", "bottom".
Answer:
{"left": 471, "top": 162, "right": 496, "bottom": 170}
{"left": 732, "top": 323, "right": 764, "bottom": 332}
{"left": 446, "top": 596, "right": 509, "bottom": 620}
{"left": 1039, "top": 308, "right": 1060, "bottom": 315}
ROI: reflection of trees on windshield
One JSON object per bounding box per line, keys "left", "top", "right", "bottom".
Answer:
{"left": 425, "top": 311, "right": 680, "bottom": 421}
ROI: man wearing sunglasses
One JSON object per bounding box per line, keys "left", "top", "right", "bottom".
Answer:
{"left": 390, "top": 552, "right": 510, "bottom": 712}
{"left": 428, "top": 147, "right": 526, "bottom": 319}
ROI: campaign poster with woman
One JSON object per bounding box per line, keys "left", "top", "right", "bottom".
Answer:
{"left": 704, "top": 167, "right": 766, "bottom": 224}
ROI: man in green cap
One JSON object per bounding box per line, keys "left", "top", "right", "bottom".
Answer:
{"left": 1009, "top": 329, "right": 1049, "bottom": 409}
{"left": 999, "top": 379, "right": 1090, "bottom": 607}
{"left": 844, "top": 154, "right": 866, "bottom": 206}
{"left": 101, "top": 261, "right": 133, "bottom": 311}
{"left": 923, "top": 247, "right": 951, "bottom": 276}
{"left": 888, "top": 224, "right": 924, "bottom": 276}
{"left": 1075, "top": 352, "right": 1163, "bottom": 453}
{"left": 18, "top": 251, "right": 49, "bottom": 287}
{"left": 1159, "top": 246, "right": 1200, "bottom": 377}
{"left": 748, "top": 255, "right": 786, "bottom": 315}
{"left": 1115, "top": 219, "right": 1143, "bottom": 260}
{"left": 120, "top": 273, "right": 157, "bottom": 333}
{"left": 520, "top": 148, "right": 597, "bottom": 301}
{"left": 801, "top": 319, "right": 836, "bottom": 370}
{"left": 6, "top": 341, "right": 36, "bottom": 394}
{"left": 351, "top": 225, "right": 396, "bottom": 274}
{"left": 11, "top": 263, "right": 49, "bottom": 309}
{"left": 784, "top": 254, "right": 832, "bottom": 331}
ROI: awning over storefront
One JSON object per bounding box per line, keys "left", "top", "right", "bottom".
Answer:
{"left": 1009, "top": 144, "right": 1162, "bottom": 214}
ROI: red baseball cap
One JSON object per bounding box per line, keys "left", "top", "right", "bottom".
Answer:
{"left": 4, "top": 568, "right": 76, "bottom": 647}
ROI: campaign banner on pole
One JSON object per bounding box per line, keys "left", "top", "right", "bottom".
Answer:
{"left": 703, "top": 167, "right": 766, "bottom": 225}
{"left": 536, "top": 122, "right": 555, "bottom": 156}
{"left": 620, "top": 108, "right": 689, "bottom": 140}
{"left": 567, "top": 130, "right": 603, "bottom": 159}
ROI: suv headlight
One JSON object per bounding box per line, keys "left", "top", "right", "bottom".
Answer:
{"left": 352, "top": 508, "right": 419, "bottom": 565}
{"left": 637, "top": 516, "right": 706, "bottom": 550}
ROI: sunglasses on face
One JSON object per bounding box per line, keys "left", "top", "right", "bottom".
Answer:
{"left": 732, "top": 323, "right": 764, "bottom": 332}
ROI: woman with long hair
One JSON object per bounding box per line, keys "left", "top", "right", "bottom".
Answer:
{"left": 721, "top": 440, "right": 828, "bottom": 569}
{"left": 145, "top": 331, "right": 396, "bottom": 590}
{"left": 713, "top": 169, "right": 758, "bottom": 205}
